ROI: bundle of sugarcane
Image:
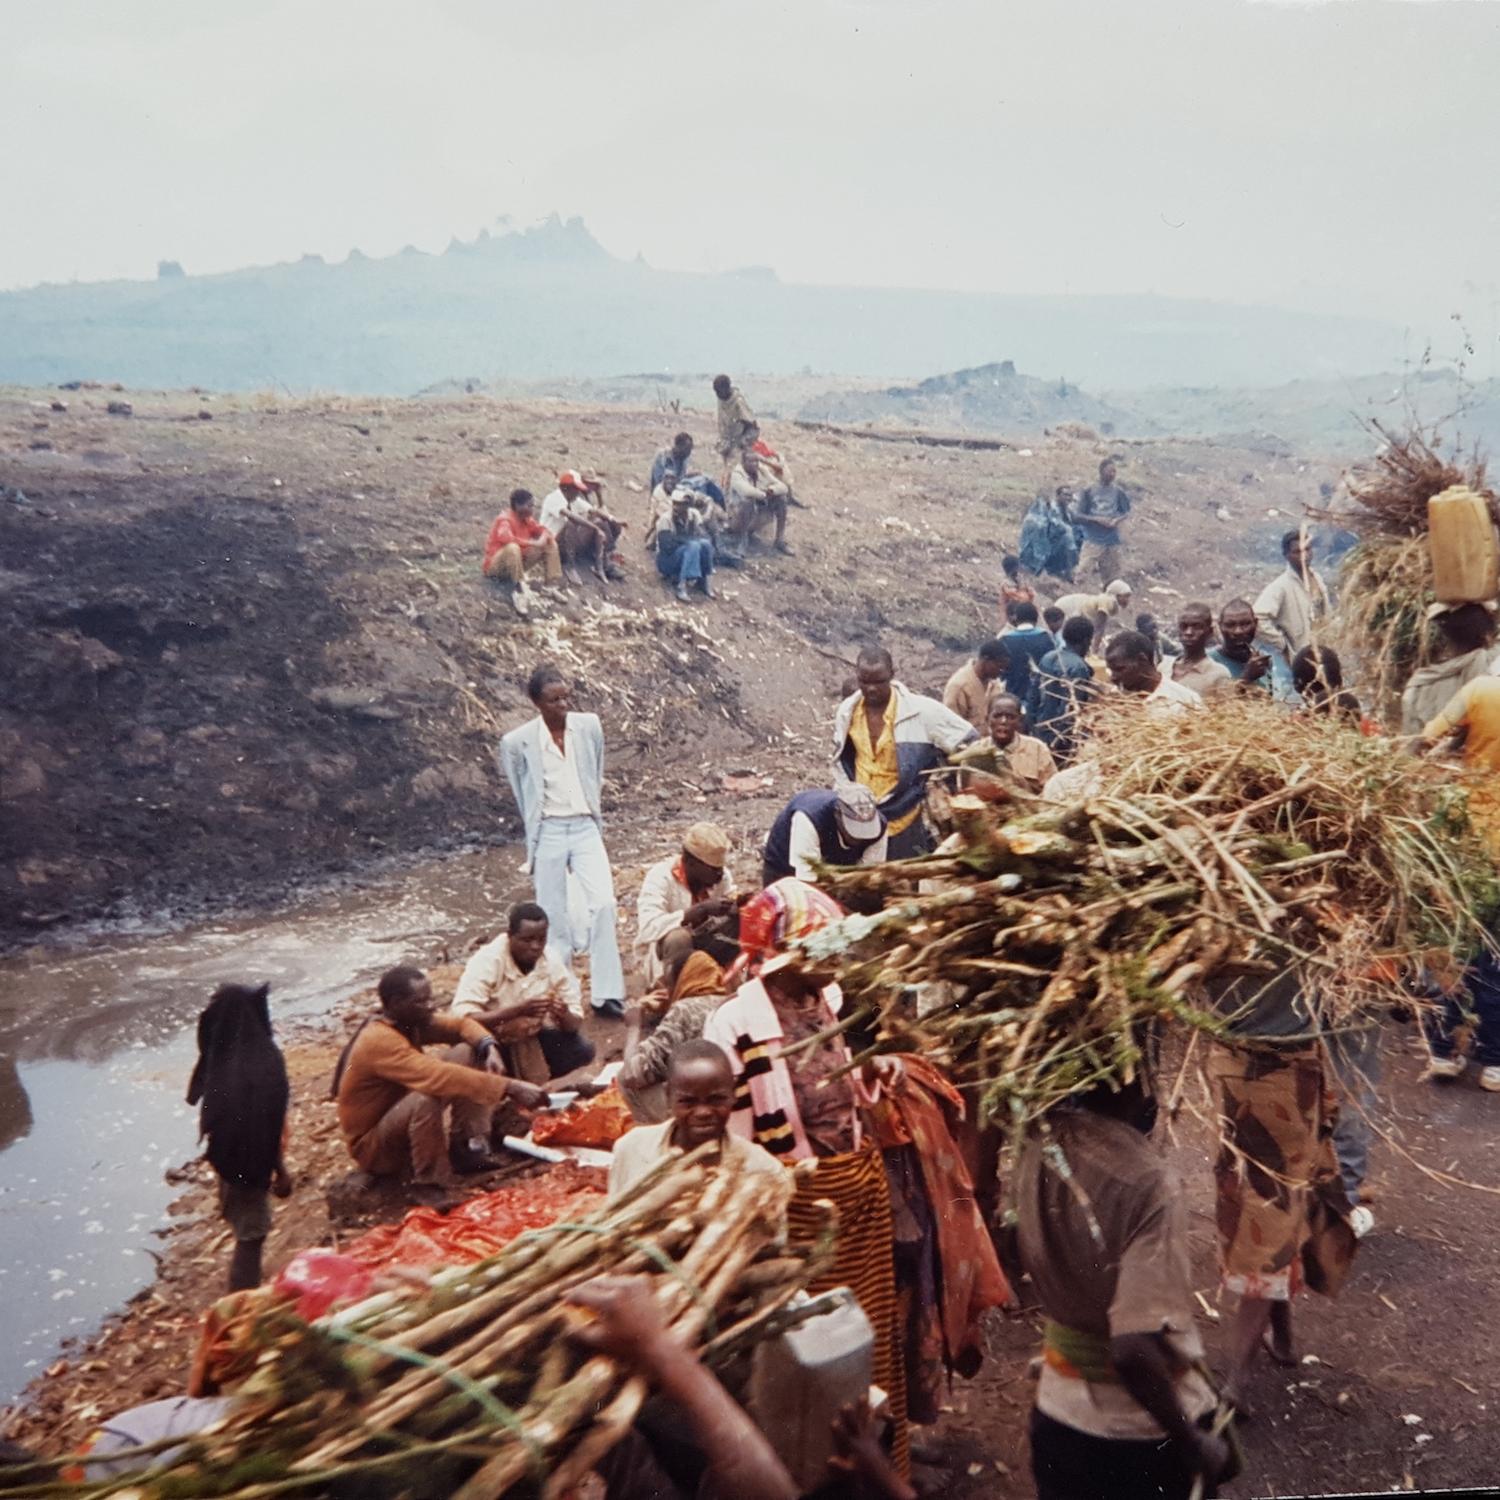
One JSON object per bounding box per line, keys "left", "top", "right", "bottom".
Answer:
{"left": 11, "top": 1151, "right": 826, "bottom": 1500}
{"left": 803, "top": 696, "right": 1498, "bottom": 1130}
{"left": 1312, "top": 421, "right": 1497, "bottom": 720}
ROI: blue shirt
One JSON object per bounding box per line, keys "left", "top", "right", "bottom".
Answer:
{"left": 1207, "top": 645, "right": 1271, "bottom": 691}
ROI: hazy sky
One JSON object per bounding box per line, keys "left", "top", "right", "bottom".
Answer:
{"left": 5, "top": 0, "right": 1498, "bottom": 345}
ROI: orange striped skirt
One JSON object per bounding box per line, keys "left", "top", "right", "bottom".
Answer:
{"left": 786, "top": 1145, "right": 908, "bottom": 1477}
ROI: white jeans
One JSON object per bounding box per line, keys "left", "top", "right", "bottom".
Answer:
{"left": 533, "top": 816, "right": 624, "bottom": 1005}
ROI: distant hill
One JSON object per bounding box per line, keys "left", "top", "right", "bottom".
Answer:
{"left": 0, "top": 215, "right": 1410, "bottom": 395}
{"left": 794, "top": 361, "right": 1137, "bottom": 436}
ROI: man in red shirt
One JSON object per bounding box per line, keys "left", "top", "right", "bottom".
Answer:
{"left": 483, "top": 488, "right": 562, "bottom": 616}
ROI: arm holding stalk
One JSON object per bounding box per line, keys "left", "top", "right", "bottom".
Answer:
{"left": 567, "top": 1276, "right": 799, "bottom": 1500}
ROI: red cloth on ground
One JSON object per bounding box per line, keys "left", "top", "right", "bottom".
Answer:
{"left": 344, "top": 1163, "right": 606, "bottom": 1269}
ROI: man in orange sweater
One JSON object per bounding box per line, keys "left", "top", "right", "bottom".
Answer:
{"left": 335, "top": 965, "right": 549, "bottom": 1193}
{"left": 483, "top": 488, "right": 562, "bottom": 617}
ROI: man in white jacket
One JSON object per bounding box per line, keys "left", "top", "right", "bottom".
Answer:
{"left": 1254, "top": 529, "right": 1330, "bottom": 699}
{"left": 498, "top": 665, "right": 626, "bottom": 1019}
{"left": 834, "top": 645, "right": 978, "bottom": 857}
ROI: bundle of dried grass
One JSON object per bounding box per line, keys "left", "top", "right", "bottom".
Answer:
{"left": 1314, "top": 422, "right": 1497, "bottom": 721}
{"left": 1336, "top": 421, "right": 1488, "bottom": 539}
{"left": 802, "top": 697, "right": 1497, "bottom": 1130}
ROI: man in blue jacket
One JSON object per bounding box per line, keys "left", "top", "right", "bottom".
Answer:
{"left": 499, "top": 666, "right": 626, "bottom": 1019}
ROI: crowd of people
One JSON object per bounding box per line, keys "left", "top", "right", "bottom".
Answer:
{"left": 482, "top": 375, "right": 801, "bottom": 614}
{"left": 148, "top": 426, "right": 1500, "bottom": 1500}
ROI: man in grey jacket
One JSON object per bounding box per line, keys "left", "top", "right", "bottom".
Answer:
{"left": 498, "top": 666, "right": 626, "bottom": 1019}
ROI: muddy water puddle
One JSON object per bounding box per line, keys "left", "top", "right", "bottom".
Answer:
{"left": 0, "top": 846, "right": 528, "bottom": 1403}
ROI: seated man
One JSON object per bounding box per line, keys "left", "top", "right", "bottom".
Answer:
{"left": 621, "top": 952, "right": 729, "bottom": 1123}
{"left": 609, "top": 1040, "right": 783, "bottom": 1202}
{"left": 649, "top": 469, "right": 722, "bottom": 550}
{"left": 482, "top": 487, "right": 561, "bottom": 618}
{"left": 636, "top": 822, "right": 739, "bottom": 994}
{"left": 650, "top": 431, "right": 726, "bottom": 508}
{"left": 958, "top": 692, "right": 1058, "bottom": 795}
{"left": 728, "top": 449, "right": 792, "bottom": 557}
{"left": 654, "top": 481, "right": 718, "bottom": 601}
{"left": 540, "top": 470, "right": 625, "bottom": 584}
{"left": 451, "top": 901, "right": 597, "bottom": 1085}
{"left": 762, "top": 784, "right": 888, "bottom": 887}
{"left": 333, "top": 965, "right": 548, "bottom": 1193}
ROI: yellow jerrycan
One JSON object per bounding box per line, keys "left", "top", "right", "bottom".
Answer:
{"left": 1428, "top": 484, "right": 1499, "bottom": 604}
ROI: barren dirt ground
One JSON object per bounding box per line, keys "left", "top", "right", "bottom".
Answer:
{"left": 4, "top": 385, "right": 1496, "bottom": 1495}
{"left": 2, "top": 383, "right": 1337, "bottom": 941}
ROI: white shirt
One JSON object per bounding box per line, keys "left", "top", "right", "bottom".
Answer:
{"left": 452, "top": 933, "right": 583, "bottom": 1018}
{"left": 1146, "top": 675, "right": 1204, "bottom": 712}
{"left": 1253, "top": 565, "right": 1329, "bottom": 657}
{"left": 634, "top": 856, "right": 738, "bottom": 987}
{"left": 539, "top": 487, "right": 591, "bottom": 537}
{"left": 539, "top": 720, "right": 592, "bottom": 819}
{"left": 787, "top": 812, "right": 887, "bottom": 883}
{"left": 607, "top": 1120, "right": 785, "bottom": 1204}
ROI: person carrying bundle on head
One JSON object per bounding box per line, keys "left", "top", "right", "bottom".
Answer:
{"left": 704, "top": 878, "right": 913, "bottom": 1476}
{"left": 1206, "top": 970, "right": 1357, "bottom": 1417}
{"left": 187, "top": 982, "right": 292, "bottom": 1291}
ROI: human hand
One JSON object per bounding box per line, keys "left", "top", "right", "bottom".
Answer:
{"left": 565, "top": 1275, "right": 676, "bottom": 1368}
{"left": 272, "top": 1166, "right": 294, "bottom": 1199}
{"left": 506, "top": 1079, "right": 549, "bottom": 1111}
{"left": 1244, "top": 652, "right": 1271, "bottom": 683}
{"left": 828, "top": 1396, "right": 914, "bottom": 1499}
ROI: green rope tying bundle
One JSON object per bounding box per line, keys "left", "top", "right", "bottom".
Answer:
{"left": 323, "top": 1324, "right": 546, "bottom": 1478}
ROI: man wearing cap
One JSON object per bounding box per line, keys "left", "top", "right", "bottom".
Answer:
{"left": 727, "top": 448, "right": 793, "bottom": 557}
{"left": 1054, "top": 579, "right": 1134, "bottom": 639}
{"left": 540, "top": 470, "right": 625, "bottom": 584}
{"left": 635, "top": 824, "right": 740, "bottom": 994}
{"left": 761, "top": 785, "right": 889, "bottom": 888}
{"left": 1074, "top": 457, "right": 1132, "bottom": 584}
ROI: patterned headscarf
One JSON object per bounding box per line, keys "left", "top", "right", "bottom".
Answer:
{"left": 737, "top": 877, "right": 844, "bottom": 967}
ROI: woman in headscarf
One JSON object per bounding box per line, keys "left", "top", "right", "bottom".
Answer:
{"left": 186, "top": 982, "right": 292, "bottom": 1291}
{"left": 703, "top": 878, "right": 913, "bottom": 1475}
